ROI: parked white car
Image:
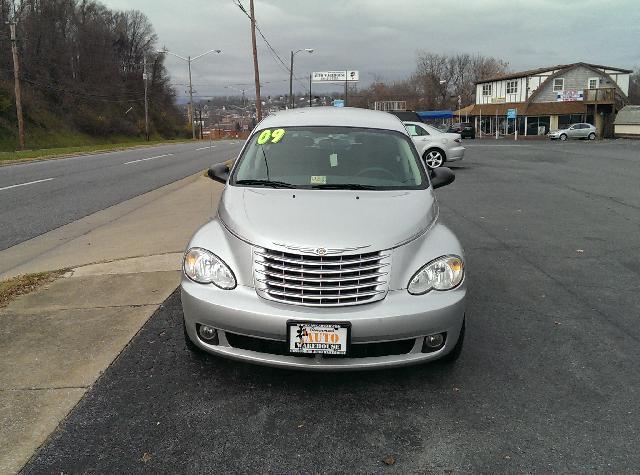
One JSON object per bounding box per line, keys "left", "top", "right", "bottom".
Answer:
{"left": 548, "top": 123, "right": 597, "bottom": 141}
{"left": 403, "top": 121, "right": 465, "bottom": 169}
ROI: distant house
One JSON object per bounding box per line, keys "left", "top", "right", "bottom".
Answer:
{"left": 614, "top": 105, "right": 640, "bottom": 138}
{"left": 468, "top": 62, "right": 631, "bottom": 138}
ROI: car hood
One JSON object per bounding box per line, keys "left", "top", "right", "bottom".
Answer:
{"left": 218, "top": 186, "right": 438, "bottom": 252}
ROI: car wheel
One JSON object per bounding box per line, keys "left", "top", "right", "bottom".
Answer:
{"left": 424, "top": 149, "right": 445, "bottom": 169}
{"left": 440, "top": 318, "right": 465, "bottom": 363}
{"left": 559, "top": 133, "right": 567, "bottom": 141}
{"left": 588, "top": 132, "right": 596, "bottom": 140}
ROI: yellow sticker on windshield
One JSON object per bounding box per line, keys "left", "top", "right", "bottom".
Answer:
{"left": 257, "top": 128, "right": 286, "bottom": 145}
{"left": 271, "top": 128, "right": 286, "bottom": 143}
{"left": 310, "top": 175, "right": 326, "bottom": 185}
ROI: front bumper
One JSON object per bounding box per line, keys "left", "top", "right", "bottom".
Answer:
{"left": 447, "top": 146, "right": 465, "bottom": 162}
{"left": 181, "top": 278, "right": 466, "bottom": 370}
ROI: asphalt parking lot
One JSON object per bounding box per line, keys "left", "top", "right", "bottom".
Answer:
{"left": 24, "top": 139, "right": 640, "bottom": 473}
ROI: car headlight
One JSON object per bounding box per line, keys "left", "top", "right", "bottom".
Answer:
{"left": 183, "top": 247, "right": 236, "bottom": 289}
{"left": 408, "top": 255, "right": 464, "bottom": 295}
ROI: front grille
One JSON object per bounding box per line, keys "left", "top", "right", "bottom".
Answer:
{"left": 226, "top": 332, "right": 415, "bottom": 358}
{"left": 254, "top": 247, "right": 390, "bottom": 306}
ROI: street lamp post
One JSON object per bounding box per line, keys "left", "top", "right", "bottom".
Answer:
{"left": 158, "top": 48, "right": 221, "bottom": 139}
{"left": 289, "top": 48, "right": 313, "bottom": 109}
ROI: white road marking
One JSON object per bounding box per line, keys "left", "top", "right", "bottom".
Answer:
{"left": 0, "top": 177, "right": 55, "bottom": 191}
{"left": 196, "top": 146, "right": 216, "bottom": 150}
{"left": 466, "top": 144, "right": 533, "bottom": 147}
{"left": 124, "top": 153, "right": 173, "bottom": 165}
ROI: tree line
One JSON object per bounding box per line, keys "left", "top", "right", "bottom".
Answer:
{"left": 0, "top": 0, "right": 186, "bottom": 150}
{"left": 349, "top": 51, "right": 509, "bottom": 111}
{"left": 350, "top": 52, "right": 640, "bottom": 111}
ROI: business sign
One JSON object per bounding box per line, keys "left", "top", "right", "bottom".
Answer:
{"left": 491, "top": 97, "right": 506, "bottom": 104}
{"left": 332, "top": 99, "right": 345, "bottom": 107}
{"left": 556, "top": 89, "right": 584, "bottom": 102}
{"left": 312, "top": 71, "right": 359, "bottom": 82}
{"left": 507, "top": 108, "right": 517, "bottom": 119}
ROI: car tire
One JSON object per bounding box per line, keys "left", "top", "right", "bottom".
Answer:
{"left": 424, "top": 149, "right": 445, "bottom": 169}
{"left": 440, "top": 318, "right": 465, "bottom": 363}
{"left": 588, "top": 132, "right": 596, "bottom": 140}
{"left": 559, "top": 133, "right": 567, "bottom": 141}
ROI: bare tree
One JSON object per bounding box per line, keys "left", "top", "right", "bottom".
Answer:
{"left": 0, "top": 0, "right": 185, "bottom": 149}
{"left": 413, "top": 51, "right": 508, "bottom": 109}
{"left": 629, "top": 68, "right": 640, "bottom": 104}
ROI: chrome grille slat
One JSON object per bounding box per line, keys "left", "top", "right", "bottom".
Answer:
{"left": 253, "top": 261, "right": 389, "bottom": 275}
{"left": 254, "top": 251, "right": 384, "bottom": 266}
{"left": 265, "top": 288, "right": 386, "bottom": 300}
{"left": 254, "top": 247, "right": 390, "bottom": 307}
{"left": 255, "top": 278, "right": 381, "bottom": 292}
{"left": 255, "top": 269, "right": 388, "bottom": 282}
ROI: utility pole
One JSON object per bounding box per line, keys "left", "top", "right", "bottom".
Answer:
{"left": 249, "top": 0, "right": 262, "bottom": 121}
{"left": 309, "top": 74, "right": 312, "bottom": 107}
{"left": 8, "top": 22, "right": 25, "bottom": 150}
{"left": 187, "top": 56, "right": 196, "bottom": 139}
{"left": 143, "top": 56, "right": 150, "bottom": 141}
{"left": 289, "top": 51, "right": 294, "bottom": 109}
{"left": 344, "top": 72, "right": 348, "bottom": 107}
{"left": 288, "top": 49, "right": 313, "bottom": 110}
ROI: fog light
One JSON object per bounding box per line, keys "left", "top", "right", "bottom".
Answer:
{"left": 198, "top": 325, "right": 218, "bottom": 343}
{"left": 422, "top": 333, "right": 445, "bottom": 353}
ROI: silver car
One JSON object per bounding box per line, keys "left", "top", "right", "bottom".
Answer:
{"left": 181, "top": 107, "right": 466, "bottom": 370}
{"left": 548, "top": 123, "right": 597, "bottom": 141}
{"left": 403, "top": 121, "right": 465, "bottom": 169}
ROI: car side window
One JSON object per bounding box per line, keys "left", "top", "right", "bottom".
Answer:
{"left": 405, "top": 124, "right": 418, "bottom": 136}
{"left": 405, "top": 124, "right": 428, "bottom": 136}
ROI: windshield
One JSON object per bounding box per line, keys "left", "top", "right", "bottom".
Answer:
{"left": 231, "top": 126, "right": 427, "bottom": 190}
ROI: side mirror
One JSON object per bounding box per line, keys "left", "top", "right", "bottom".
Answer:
{"left": 430, "top": 167, "right": 455, "bottom": 189}
{"left": 207, "top": 162, "right": 230, "bottom": 184}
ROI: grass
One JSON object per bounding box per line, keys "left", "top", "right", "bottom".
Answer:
{"left": 0, "top": 138, "right": 192, "bottom": 163}
{"left": 0, "top": 269, "right": 68, "bottom": 308}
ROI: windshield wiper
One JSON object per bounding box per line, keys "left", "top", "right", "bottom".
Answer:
{"left": 311, "top": 183, "right": 377, "bottom": 190}
{"left": 235, "top": 179, "right": 295, "bottom": 188}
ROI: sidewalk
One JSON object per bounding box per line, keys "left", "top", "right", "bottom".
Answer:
{"left": 0, "top": 173, "right": 223, "bottom": 473}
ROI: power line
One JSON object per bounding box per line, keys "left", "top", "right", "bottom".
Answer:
{"left": 234, "top": 0, "right": 309, "bottom": 92}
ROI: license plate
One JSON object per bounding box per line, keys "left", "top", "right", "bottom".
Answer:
{"left": 287, "top": 321, "right": 350, "bottom": 355}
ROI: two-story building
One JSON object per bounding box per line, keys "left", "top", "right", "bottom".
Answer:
{"left": 468, "top": 62, "right": 631, "bottom": 138}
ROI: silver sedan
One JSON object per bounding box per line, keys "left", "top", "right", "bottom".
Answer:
{"left": 549, "top": 123, "right": 597, "bottom": 141}
{"left": 403, "top": 121, "right": 465, "bottom": 169}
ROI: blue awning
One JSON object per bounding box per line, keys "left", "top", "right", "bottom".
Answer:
{"left": 417, "top": 110, "right": 453, "bottom": 119}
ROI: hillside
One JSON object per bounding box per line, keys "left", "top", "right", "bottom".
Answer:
{"left": 0, "top": 0, "right": 187, "bottom": 152}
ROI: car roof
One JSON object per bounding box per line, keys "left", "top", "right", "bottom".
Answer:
{"left": 257, "top": 107, "right": 408, "bottom": 134}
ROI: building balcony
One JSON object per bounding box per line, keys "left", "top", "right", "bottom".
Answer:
{"left": 583, "top": 87, "right": 616, "bottom": 104}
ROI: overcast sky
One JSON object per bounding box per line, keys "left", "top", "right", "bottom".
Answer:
{"left": 103, "top": 0, "right": 639, "bottom": 100}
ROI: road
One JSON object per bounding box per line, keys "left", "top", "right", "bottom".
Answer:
{"left": 0, "top": 141, "right": 243, "bottom": 251}
{"left": 22, "top": 139, "right": 640, "bottom": 472}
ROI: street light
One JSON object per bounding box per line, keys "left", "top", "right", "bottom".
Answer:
{"left": 289, "top": 48, "right": 313, "bottom": 109}
{"left": 158, "top": 48, "right": 221, "bottom": 139}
